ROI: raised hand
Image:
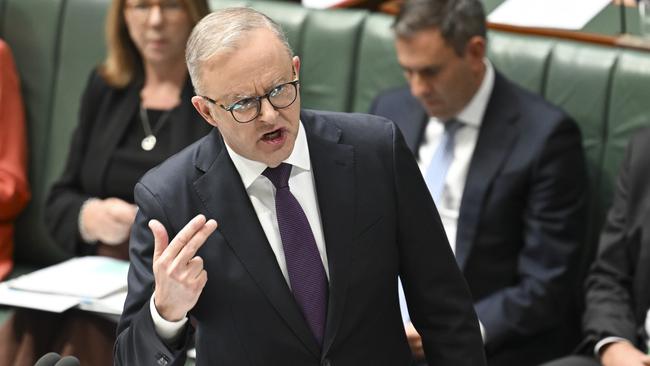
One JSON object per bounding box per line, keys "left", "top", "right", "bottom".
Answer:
{"left": 150, "top": 214, "right": 218, "bottom": 321}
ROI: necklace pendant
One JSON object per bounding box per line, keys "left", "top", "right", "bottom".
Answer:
{"left": 141, "top": 135, "right": 157, "bottom": 151}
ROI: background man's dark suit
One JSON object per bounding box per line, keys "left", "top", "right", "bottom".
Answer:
{"left": 580, "top": 127, "right": 650, "bottom": 355}
{"left": 370, "top": 71, "right": 588, "bottom": 365}
{"left": 115, "top": 110, "right": 486, "bottom": 366}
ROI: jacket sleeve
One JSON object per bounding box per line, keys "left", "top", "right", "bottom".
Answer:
{"left": 391, "top": 122, "right": 487, "bottom": 366}
{"left": 114, "top": 182, "right": 192, "bottom": 366}
{"left": 580, "top": 130, "right": 647, "bottom": 351}
{"left": 474, "top": 117, "right": 588, "bottom": 349}
{"left": 44, "top": 70, "right": 105, "bottom": 255}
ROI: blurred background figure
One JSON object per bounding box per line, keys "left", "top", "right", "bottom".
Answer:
{"left": 370, "top": 0, "right": 588, "bottom": 364}
{"left": 0, "top": 0, "right": 210, "bottom": 365}
{"left": 0, "top": 39, "right": 30, "bottom": 281}
{"left": 541, "top": 127, "right": 650, "bottom": 366}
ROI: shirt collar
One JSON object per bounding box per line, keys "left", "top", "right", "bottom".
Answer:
{"left": 455, "top": 59, "right": 495, "bottom": 128}
{"left": 224, "top": 121, "right": 311, "bottom": 189}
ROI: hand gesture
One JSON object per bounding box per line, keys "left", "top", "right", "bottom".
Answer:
{"left": 150, "top": 214, "right": 218, "bottom": 322}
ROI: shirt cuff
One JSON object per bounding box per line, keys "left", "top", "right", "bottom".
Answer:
{"left": 594, "top": 336, "right": 632, "bottom": 358}
{"left": 150, "top": 294, "right": 188, "bottom": 345}
{"left": 78, "top": 198, "right": 100, "bottom": 244}
{"left": 479, "top": 320, "right": 486, "bottom": 343}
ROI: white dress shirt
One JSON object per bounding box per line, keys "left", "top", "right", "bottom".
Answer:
{"left": 416, "top": 60, "right": 494, "bottom": 253}
{"left": 150, "top": 121, "right": 329, "bottom": 343}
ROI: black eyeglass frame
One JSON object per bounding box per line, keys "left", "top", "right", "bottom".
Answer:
{"left": 200, "top": 79, "right": 300, "bottom": 123}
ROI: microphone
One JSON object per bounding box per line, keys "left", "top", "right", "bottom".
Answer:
{"left": 55, "top": 356, "right": 80, "bottom": 366}
{"left": 33, "top": 352, "right": 61, "bottom": 366}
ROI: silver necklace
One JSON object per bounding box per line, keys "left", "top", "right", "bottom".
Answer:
{"left": 139, "top": 104, "right": 172, "bottom": 151}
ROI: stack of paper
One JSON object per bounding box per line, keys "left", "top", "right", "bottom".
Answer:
{"left": 0, "top": 256, "right": 129, "bottom": 315}
{"left": 488, "top": 0, "right": 612, "bottom": 30}
{"left": 302, "top": 0, "right": 348, "bottom": 9}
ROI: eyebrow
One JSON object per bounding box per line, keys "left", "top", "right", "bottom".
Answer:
{"left": 400, "top": 63, "right": 442, "bottom": 74}
{"left": 221, "top": 74, "right": 290, "bottom": 103}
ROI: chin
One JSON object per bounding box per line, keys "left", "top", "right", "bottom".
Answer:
{"left": 268, "top": 149, "right": 293, "bottom": 168}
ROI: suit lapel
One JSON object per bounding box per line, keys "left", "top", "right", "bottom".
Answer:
{"left": 401, "top": 98, "right": 429, "bottom": 158}
{"left": 301, "top": 110, "right": 355, "bottom": 356}
{"left": 192, "top": 130, "right": 321, "bottom": 357}
{"left": 455, "top": 74, "right": 520, "bottom": 269}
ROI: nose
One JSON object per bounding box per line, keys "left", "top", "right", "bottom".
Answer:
{"left": 147, "top": 5, "right": 164, "bottom": 26}
{"left": 409, "top": 72, "right": 432, "bottom": 99}
{"left": 257, "top": 97, "right": 279, "bottom": 123}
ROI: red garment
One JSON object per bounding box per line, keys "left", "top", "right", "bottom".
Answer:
{"left": 0, "top": 39, "right": 30, "bottom": 280}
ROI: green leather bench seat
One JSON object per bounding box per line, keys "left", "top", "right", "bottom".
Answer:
{"left": 0, "top": 2, "right": 649, "bottom": 351}
{"left": 2, "top": 0, "right": 69, "bottom": 266}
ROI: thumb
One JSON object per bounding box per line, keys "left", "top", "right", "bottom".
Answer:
{"left": 149, "top": 219, "right": 169, "bottom": 261}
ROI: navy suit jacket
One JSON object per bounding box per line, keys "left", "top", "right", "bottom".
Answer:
{"left": 370, "top": 72, "right": 588, "bottom": 365}
{"left": 114, "top": 110, "right": 486, "bottom": 366}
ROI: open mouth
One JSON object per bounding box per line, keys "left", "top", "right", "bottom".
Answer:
{"left": 261, "top": 128, "right": 285, "bottom": 143}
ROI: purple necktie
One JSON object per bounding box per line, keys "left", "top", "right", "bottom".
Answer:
{"left": 263, "top": 163, "right": 328, "bottom": 345}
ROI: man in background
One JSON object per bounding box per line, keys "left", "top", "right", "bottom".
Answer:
{"left": 370, "top": 0, "right": 588, "bottom": 364}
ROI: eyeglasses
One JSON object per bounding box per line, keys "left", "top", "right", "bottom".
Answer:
{"left": 125, "top": 0, "right": 184, "bottom": 18}
{"left": 201, "top": 80, "right": 300, "bottom": 124}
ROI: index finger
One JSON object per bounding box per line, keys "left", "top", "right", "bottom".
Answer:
{"left": 173, "top": 219, "right": 218, "bottom": 266}
{"left": 162, "top": 214, "right": 208, "bottom": 260}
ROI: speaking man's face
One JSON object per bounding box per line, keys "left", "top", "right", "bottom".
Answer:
{"left": 395, "top": 27, "right": 485, "bottom": 120}
{"left": 193, "top": 28, "right": 301, "bottom": 168}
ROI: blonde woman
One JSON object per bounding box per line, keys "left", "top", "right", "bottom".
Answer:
{"left": 0, "top": 1, "right": 210, "bottom": 365}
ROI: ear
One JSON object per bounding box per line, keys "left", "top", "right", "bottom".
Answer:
{"left": 292, "top": 55, "right": 301, "bottom": 78}
{"left": 465, "top": 36, "right": 486, "bottom": 66}
{"left": 192, "top": 95, "right": 219, "bottom": 128}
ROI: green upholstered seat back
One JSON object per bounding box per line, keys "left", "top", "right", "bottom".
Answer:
{"left": 2, "top": 0, "right": 69, "bottom": 264}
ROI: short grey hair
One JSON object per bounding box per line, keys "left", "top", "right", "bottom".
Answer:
{"left": 393, "top": 0, "right": 486, "bottom": 56}
{"left": 185, "top": 7, "right": 294, "bottom": 94}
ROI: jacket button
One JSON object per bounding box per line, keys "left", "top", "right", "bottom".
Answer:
{"left": 155, "top": 352, "right": 169, "bottom": 365}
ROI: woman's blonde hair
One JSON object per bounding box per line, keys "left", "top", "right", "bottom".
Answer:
{"left": 99, "top": 0, "right": 210, "bottom": 88}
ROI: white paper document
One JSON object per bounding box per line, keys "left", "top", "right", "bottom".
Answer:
{"left": 488, "top": 0, "right": 612, "bottom": 30}
{"left": 302, "top": 0, "right": 348, "bottom": 9}
{"left": 7, "top": 256, "right": 129, "bottom": 299}
{"left": 0, "top": 283, "right": 80, "bottom": 313}
{"left": 78, "top": 290, "right": 127, "bottom": 315}
{"left": 0, "top": 257, "right": 129, "bottom": 314}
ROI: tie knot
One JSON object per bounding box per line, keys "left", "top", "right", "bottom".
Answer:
{"left": 263, "top": 163, "right": 292, "bottom": 189}
{"left": 445, "top": 119, "right": 462, "bottom": 136}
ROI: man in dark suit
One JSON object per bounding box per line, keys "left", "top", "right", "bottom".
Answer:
{"left": 369, "top": 0, "right": 588, "bottom": 365}
{"left": 114, "top": 7, "right": 486, "bottom": 366}
{"left": 542, "top": 127, "right": 650, "bottom": 366}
